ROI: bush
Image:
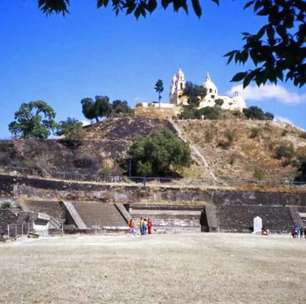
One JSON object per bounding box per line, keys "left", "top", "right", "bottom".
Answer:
{"left": 179, "top": 106, "right": 201, "bottom": 119}
{"left": 128, "top": 129, "right": 191, "bottom": 177}
{"left": 299, "top": 132, "right": 306, "bottom": 139}
{"left": 0, "top": 201, "right": 18, "bottom": 209}
{"left": 56, "top": 118, "right": 84, "bottom": 141}
{"left": 198, "top": 107, "right": 222, "bottom": 120}
{"left": 224, "top": 129, "right": 236, "bottom": 144}
{"left": 295, "top": 161, "right": 306, "bottom": 182}
{"left": 243, "top": 106, "right": 274, "bottom": 120}
{"left": 218, "top": 139, "right": 231, "bottom": 149}
{"left": 274, "top": 142, "right": 295, "bottom": 159}
{"left": 253, "top": 168, "right": 265, "bottom": 180}
{"left": 249, "top": 127, "right": 261, "bottom": 138}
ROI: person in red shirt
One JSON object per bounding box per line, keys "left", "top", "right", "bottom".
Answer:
{"left": 147, "top": 218, "right": 153, "bottom": 234}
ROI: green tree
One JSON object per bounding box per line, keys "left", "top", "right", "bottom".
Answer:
{"left": 56, "top": 117, "right": 84, "bottom": 141}
{"left": 81, "top": 98, "right": 97, "bottom": 122}
{"left": 183, "top": 82, "right": 207, "bottom": 107}
{"left": 95, "top": 96, "right": 111, "bottom": 119}
{"left": 154, "top": 80, "right": 164, "bottom": 103}
{"left": 128, "top": 129, "right": 191, "bottom": 176}
{"left": 9, "top": 101, "right": 57, "bottom": 139}
{"left": 111, "top": 100, "right": 132, "bottom": 115}
{"left": 243, "top": 106, "right": 274, "bottom": 120}
{"left": 37, "top": 0, "right": 305, "bottom": 88}
{"left": 81, "top": 96, "right": 112, "bottom": 122}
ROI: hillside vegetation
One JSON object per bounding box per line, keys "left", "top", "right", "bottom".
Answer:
{"left": 0, "top": 117, "right": 305, "bottom": 184}
{"left": 177, "top": 119, "right": 306, "bottom": 182}
{"left": 0, "top": 118, "right": 172, "bottom": 179}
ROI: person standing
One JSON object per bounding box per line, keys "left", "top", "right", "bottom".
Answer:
{"left": 147, "top": 218, "right": 153, "bottom": 234}
{"left": 143, "top": 218, "right": 148, "bottom": 235}
{"left": 139, "top": 217, "right": 144, "bottom": 235}
{"left": 128, "top": 219, "right": 136, "bottom": 235}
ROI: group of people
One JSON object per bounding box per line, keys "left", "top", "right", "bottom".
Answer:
{"left": 291, "top": 224, "right": 306, "bottom": 238}
{"left": 128, "top": 218, "right": 153, "bottom": 235}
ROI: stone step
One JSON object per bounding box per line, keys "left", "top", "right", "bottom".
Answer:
{"left": 62, "top": 201, "right": 88, "bottom": 230}
{"left": 72, "top": 202, "right": 128, "bottom": 228}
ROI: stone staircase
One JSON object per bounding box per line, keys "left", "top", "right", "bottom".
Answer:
{"left": 62, "top": 201, "right": 88, "bottom": 230}
{"left": 72, "top": 202, "right": 128, "bottom": 229}
{"left": 169, "top": 119, "right": 218, "bottom": 183}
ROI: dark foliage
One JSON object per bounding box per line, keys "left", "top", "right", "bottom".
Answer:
{"left": 81, "top": 96, "right": 131, "bottom": 122}
{"left": 128, "top": 129, "right": 191, "bottom": 176}
{"left": 183, "top": 81, "right": 207, "bottom": 107}
{"left": 180, "top": 105, "right": 222, "bottom": 120}
{"left": 154, "top": 80, "right": 164, "bottom": 102}
{"left": 295, "top": 161, "right": 306, "bottom": 182}
{"left": 274, "top": 142, "right": 295, "bottom": 160}
{"left": 243, "top": 106, "right": 274, "bottom": 120}
{"left": 226, "top": 0, "right": 305, "bottom": 87}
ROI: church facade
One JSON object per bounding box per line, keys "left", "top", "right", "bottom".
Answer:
{"left": 170, "top": 69, "right": 246, "bottom": 111}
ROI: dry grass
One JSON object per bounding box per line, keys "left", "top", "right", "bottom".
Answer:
{"left": 0, "top": 233, "right": 306, "bottom": 304}
{"left": 178, "top": 120, "right": 306, "bottom": 182}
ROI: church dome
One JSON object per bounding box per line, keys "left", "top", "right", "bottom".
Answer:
{"left": 203, "top": 73, "right": 217, "bottom": 95}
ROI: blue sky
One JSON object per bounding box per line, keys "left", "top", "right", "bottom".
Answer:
{"left": 0, "top": 0, "right": 305, "bottom": 138}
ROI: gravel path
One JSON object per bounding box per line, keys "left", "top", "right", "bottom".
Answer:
{"left": 0, "top": 233, "right": 306, "bottom": 304}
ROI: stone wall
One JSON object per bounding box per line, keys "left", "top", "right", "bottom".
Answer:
{"left": 1, "top": 174, "right": 306, "bottom": 232}
{"left": 134, "top": 106, "right": 179, "bottom": 119}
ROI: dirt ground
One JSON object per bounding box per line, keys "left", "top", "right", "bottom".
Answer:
{"left": 0, "top": 233, "right": 306, "bottom": 304}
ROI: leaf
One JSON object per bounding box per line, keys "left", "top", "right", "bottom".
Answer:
{"left": 191, "top": 0, "right": 202, "bottom": 17}
{"left": 97, "top": 0, "right": 109, "bottom": 7}
{"left": 244, "top": 1, "right": 254, "bottom": 9}
{"left": 231, "top": 72, "right": 247, "bottom": 82}
{"left": 243, "top": 71, "right": 256, "bottom": 88}
{"left": 147, "top": 0, "right": 157, "bottom": 13}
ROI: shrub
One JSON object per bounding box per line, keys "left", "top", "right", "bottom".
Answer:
{"left": 0, "top": 201, "right": 18, "bottom": 209}
{"left": 215, "top": 99, "right": 224, "bottom": 107}
{"left": 198, "top": 107, "right": 222, "bottom": 120}
{"left": 56, "top": 118, "right": 85, "bottom": 141}
{"left": 128, "top": 129, "right": 191, "bottom": 177}
{"left": 205, "top": 129, "right": 214, "bottom": 143}
{"left": 274, "top": 142, "right": 295, "bottom": 159}
{"left": 243, "top": 106, "right": 274, "bottom": 120}
{"left": 253, "top": 168, "right": 265, "bottom": 180}
{"left": 281, "top": 129, "right": 288, "bottom": 136}
{"left": 249, "top": 127, "right": 261, "bottom": 138}
{"left": 299, "top": 132, "right": 306, "bottom": 139}
{"left": 295, "top": 161, "right": 306, "bottom": 182}
{"left": 218, "top": 139, "right": 231, "bottom": 149}
{"left": 179, "top": 106, "right": 200, "bottom": 119}
{"left": 224, "top": 130, "right": 236, "bottom": 144}
{"left": 229, "top": 153, "right": 239, "bottom": 165}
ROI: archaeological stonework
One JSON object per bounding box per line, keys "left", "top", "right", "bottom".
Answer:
{"left": 1, "top": 173, "right": 306, "bottom": 233}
